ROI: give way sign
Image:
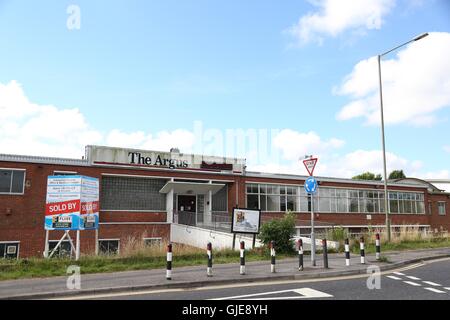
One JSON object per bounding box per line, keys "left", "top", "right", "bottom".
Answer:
{"left": 303, "top": 157, "right": 318, "bottom": 176}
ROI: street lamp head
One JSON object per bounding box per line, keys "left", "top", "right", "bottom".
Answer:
{"left": 413, "top": 32, "right": 429, "bottom": 41}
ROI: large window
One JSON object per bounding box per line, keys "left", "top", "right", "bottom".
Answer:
{"left": 101, "top": 176, "right": 167, "bottom": 211}
{"left": 246, "top": 183, "right": 425, "bottom": 215}
{"left": 247, "top": 184, "right": 300, "bottom": 212}
{"left": 0, "top": 169, "right": 25, "bottom": 194}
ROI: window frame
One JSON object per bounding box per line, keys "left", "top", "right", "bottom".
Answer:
{"left": 0, "top": 241, "right": 20, "bottom": 259}
{"left": 98, "top": 239, "right": 120, "bottom": 255}
{"left": 0, "top": 168, "right": 26, "bottom": 195}
{"left": 437, "top": 202, "right": 447, "bottom": 216}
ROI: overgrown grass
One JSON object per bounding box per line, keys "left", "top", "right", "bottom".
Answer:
{"left": 0, "top": 238, "right": 295, "bottom": 281}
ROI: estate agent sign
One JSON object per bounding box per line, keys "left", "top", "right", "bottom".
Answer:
{"left": 45, "top": 175, "right": 99, "bottom": 231}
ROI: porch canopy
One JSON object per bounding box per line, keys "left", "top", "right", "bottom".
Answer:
{"left": 159, "top": 181, "right": 225, "bottom": 195}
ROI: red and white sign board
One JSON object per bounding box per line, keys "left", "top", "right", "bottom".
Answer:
{"left": 303, "top": 158, "right": 318, "bottom": 176}
{"left": 45, "top": 175, "right": 99, "bottom": 230}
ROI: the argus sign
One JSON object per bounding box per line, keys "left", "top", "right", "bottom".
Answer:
{"left": 45, "top": 176, "right": 99, "bottom": 231}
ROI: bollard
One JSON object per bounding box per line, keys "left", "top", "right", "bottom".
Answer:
{"left": 298, "top": 239, "right": 304, "bottom": 271}
{"left": 207, "top": 242, "right": 213, "bottom": 277}
{"left": 375, "top": 233, "right": 381, "bottom": 261}
{"left": 360, "top": 236, "right": 365, "bottom": 264}
{"left": 322, "top": 239, "right": 329, "bottom": 269}
{"left": 270, "top": 241, "right": 276, "bottom": 273}
{"left": 345, "top": 238, "right": 351, "bottom": 267}
{"left": 166, "top": 243, "right": 173, "bottom": 280}
{"left": 240, "top": 241, "right": 246, "bottom": 275}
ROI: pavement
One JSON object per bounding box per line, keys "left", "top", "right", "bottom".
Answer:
{"left": 0, "top": 247, "right": 450, "bottom": 300}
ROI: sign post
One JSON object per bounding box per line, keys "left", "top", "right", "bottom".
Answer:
{"left": 302, "top": 156, "right": 318, "bottom": 267}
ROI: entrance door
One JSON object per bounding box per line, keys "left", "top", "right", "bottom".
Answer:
{"left": 177, "top": 195, "right": 196, "bottom": 226}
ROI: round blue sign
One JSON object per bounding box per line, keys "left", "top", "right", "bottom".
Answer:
{"left": 304, "top": 176, "right": 318, "bottom": 194}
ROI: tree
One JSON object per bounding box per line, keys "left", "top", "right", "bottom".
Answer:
{"left": 258, "top": 212, "right": 296, "bottom": 254}
{"left": 352, "top": 172, "right": 382, "bottom": 181}
{"left": 389, "top": 170, "right": 406, "bottom": 179}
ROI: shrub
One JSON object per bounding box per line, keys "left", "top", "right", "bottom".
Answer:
{"left": 258, "top": 212, "right": 296, "bottom": 254}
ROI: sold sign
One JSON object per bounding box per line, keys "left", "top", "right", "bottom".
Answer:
{"left": 45, "top": 200, "right": 80, "bottom": 216}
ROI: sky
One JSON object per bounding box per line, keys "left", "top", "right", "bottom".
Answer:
{"left": 1, "top": 0, "right": 450, "bottom": 179}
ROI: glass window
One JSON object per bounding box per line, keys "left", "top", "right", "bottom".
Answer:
{"left": 417, "top": 201, "right": 425, "bottom": 214}
{"left": 438, "top": 202, "right": 446, "bottom": 216}
{"left": 319, "top": 196, "right": 331, "bottom": 212}
{"left": 260, "top": 195, "right": 267, "bottom": 211}
{"left": 0, "top": 170, "right": 25, "bottom": 194}
{"left": 390, "top": 199, "right": 399, "bottom": 213}
{"left": 280, "top": 196, "right": 286, "bottom": 211}
{"left": 0, "top": 243, "right": 19, "bottom": 259}
{"left": 99, "top": 240, "right": 119, "bottom": 255}
{"left": 259, "top": 185, "right": 267, "bottom": 194}
{"left": 337, "top": 197, "right": 348, "bottom": 213}
{"left": 287, "top": 196, "right": 297, "bottom": 211}
{"left": 247, "top": 195, "right": 259, "bottom": 209}
{"left": 144, "top": 238, "right": 162, "bottom": 247}
{"left": 48, "top": 241, "right": 72, "bottom": 258}
{"left": 267, "top": 195, "right": 280, "bottom": 211}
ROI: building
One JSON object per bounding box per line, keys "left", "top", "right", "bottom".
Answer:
{"left": 1, "top": 145, "right": 449, "bottom": 258}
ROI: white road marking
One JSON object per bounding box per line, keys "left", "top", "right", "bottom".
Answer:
{"left": 422, "top": 281, "right": 441, "bottom": 287}
{"left": 403, "top": 281, "right": 422, "bottom": 287}
{"left": 387, "top": 276, "right": 403, "bottom": 280}
{"left": 424, "top": 287, "right": 446, "bottom": 294}
{"left": 405, "top": 276, "right": 421, "bottom": 281}
{"left": 211, "top": 288, "right": 333, "bottom": 300}
{"left": 393, "top": 272, "right": 405, "bottom": 276}
{"left": 444, "top": 287, "right": 450, "bottom": 291}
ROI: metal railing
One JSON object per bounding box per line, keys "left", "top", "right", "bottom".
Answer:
{"left": 174, "top": 210, "right": 232, "bottom": 233}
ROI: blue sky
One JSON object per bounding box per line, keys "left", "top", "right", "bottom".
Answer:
{"left": 1, "top": 0, "right": 449, "bottom": 178}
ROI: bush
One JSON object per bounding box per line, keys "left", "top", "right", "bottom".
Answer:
{"left": 258, "top": 212, "right": 296, "bottom": 254}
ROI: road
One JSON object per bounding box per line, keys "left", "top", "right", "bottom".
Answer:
{"left": 58, "top": 257, "right": 450, "bottom": 300}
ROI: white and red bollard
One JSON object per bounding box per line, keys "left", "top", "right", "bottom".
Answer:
{"left": 376, "top": 233, "right": 381, "bottom": 261}
{"left": 166, "top": 243, "right": 173, "bottom": 280}
{"left": 360, "top": 236, "right": 365, "bottom": 264}
{"left": 345, "top": 238, "right": 350, "bottom": 266}
{"left": 270, "top": 241, "right": 276, "bottom": 273}
{"left": 240, "top": 241, "right": 246, "bottom": 275}
{"left": 298, "top": 239, "right": 304, "bottom": 271}
{"left": 207, "top": 242, "right": 213, "bottom": 277}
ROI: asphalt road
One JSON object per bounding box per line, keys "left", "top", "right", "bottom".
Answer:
{"left": 65, "top": 257, "right": 450, "bottom": 300}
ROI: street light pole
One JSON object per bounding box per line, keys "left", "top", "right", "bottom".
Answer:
{"left": 377, "top": 32, "right": 428, "bottom": 242}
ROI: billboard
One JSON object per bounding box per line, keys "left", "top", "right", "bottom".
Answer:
{"left": 231, "top": 208, "right": 261, "bottom": 234}
{"left": 45, "top": 175, "right": 99, "bottom": 231}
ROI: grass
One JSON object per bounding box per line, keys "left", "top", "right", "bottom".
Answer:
{"left": 0, "top": 237, "right": 295, "bottom": 281}
{"left": 1, "top": 227, "right": 449, "bottom": 281}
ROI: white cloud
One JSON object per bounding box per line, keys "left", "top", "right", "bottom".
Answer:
{"left": 272, "top": 129, "right": 344, "bottom": 161}
{"left": 287, "top": 0, "right": 395, "bottom": 45}
{"left": 106, "top": 129, "right": 195, "bottom": 153}
{"left": 0, "top": 80, "right": 195, "bottom": 158}
{"left": 444, "top": 145, "right": 450, "bottom": 153}
{"left": 336, "top": 32, "right": 450, "bottom": 126}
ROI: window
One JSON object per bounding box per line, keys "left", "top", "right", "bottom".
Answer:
{"left": 48, "top": 241, "right": 72, "bottom": 258}
{"left": 99, "top": 240, "right": 119, "bottom": 255}
{"left": 101, "top": 176, "right": 167, "bottom": 211}
{"left": 0, "top": 242, "right": 19, "bottom": 259}
{"left": 144, "top": 238, "right": 162, "bottom": 247}
{"left": 438, "top": 202, "right": 447, "bottom": 216}
{"left": 212, "top": 184, "right": 228, "bottom": 212}
{"left": 0, "top": 169, "right": 25, "bottom": 194}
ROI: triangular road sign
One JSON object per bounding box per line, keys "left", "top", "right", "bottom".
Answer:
{"left": 303, "top": 158, "right": 318, "bottom": 176}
